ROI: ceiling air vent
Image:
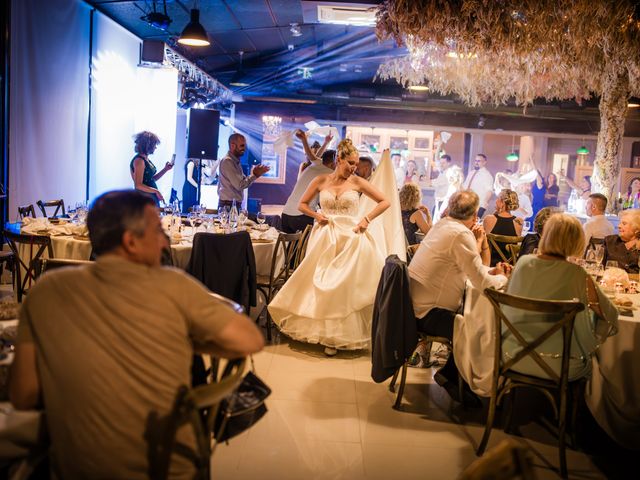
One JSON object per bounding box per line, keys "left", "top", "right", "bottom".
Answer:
{"left": 317, "top": 4, "right": 376, "bottom": 27}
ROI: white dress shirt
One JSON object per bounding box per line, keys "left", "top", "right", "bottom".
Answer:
{"left": 463, "top": 167, "right": 494, "bottom": 209}
{"left": 282, "top": 158, "right": 333, "bottom": 216}
{"left": 408, "top": 217, "right": 507, "bottom": 317}
{"left": 583, "top": 214, "right": 615, "bottom": 244}
{"left": 513, "top": 193, "right": 533, "bottom": 220}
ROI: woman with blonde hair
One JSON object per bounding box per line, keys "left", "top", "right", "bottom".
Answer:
{"left": 399, "top": 183, "right": 432, "bottom": 245}
{"left": 505, "top": 213, "right": 618, "bottom": 380}
{"left": 269, "top": 139, "right": 402, "bottom": 356}
{"left": 603, "top": 208, "right": 640, "bottom": 273}
{"left": 483, "top": 189, "right": 523, "bottom": 266}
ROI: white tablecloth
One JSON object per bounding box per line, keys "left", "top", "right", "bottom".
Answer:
{"left": 585, "top": 293, "right": 640, "bottom": 449}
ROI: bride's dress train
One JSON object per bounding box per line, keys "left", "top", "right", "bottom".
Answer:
{"left": 268, "top": 151, "right": 405, "bottom": 350}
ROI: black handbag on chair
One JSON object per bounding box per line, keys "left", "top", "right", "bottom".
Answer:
{"left": 213, "top": 360, "right": 271, "bottom": 443}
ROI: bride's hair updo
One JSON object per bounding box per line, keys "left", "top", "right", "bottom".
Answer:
{"left": 337, "top": 138, "right": 358, "bottom": 160}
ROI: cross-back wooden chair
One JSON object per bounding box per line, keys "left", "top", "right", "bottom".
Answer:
{"left": 148, "top": 358, "right": 247, "bottom": 480}
{"left": 583, "top": 237, "right": 604, "bottom": 259}
{"left": 34, "top": 258, "right": 93, "bottom": 279}
{"left": 18, "top": 204, "right": 36, "bottom": 219}
{"left": 479, "top": 288, "right": 585, "bottom": 479}
{"left": 36, "top": 199, "right": 65, "bottom": 217}
{"left": 4, "top": 230, "right": 53, "bottom": 302}
{"left": 257, "top": 231, "right": 302, "bottom": 340}
{"left": 487, "top": 233, "right": 524, "bottom": 265}
{"left": 293, "top": 224, "right": 313, "bottom": 269}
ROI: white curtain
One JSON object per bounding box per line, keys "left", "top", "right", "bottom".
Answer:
{"left": 89, "top": 11, "right": 178, "bottom": 200}
{"left": 9, "top": 0, "right": 91, "bottom": 219}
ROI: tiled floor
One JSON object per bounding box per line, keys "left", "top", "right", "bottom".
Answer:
{"left": 211, "top": 337, "right": 610, "bottom": 480}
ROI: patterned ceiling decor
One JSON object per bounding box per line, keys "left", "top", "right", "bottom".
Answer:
{"left": 374, "top": 0, "right": 640, "bottom": 204}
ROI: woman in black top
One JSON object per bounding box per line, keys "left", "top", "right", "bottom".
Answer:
{"left": 399, "top": 183, "right": 432, "bottom": 245}
{"left": 129, "top": 131, "right": 174, "bottom": 205}
{"left": 483, "top": 189, "right": 523, "bottom": 266}
{"left": 517, "top": 207, "right": 555, "bottom": 260}
{"left": 603, "top": 209, "right": 640, "bottom": 273}
{"left": 543, "top": 173, "right": 560, "bottom": 207}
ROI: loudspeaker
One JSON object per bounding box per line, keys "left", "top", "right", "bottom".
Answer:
{"left": 187, "top": 109, "right": 220, "bottom": 160}
{"left": 141, "top": 40, "right": 165, "bottom": 63}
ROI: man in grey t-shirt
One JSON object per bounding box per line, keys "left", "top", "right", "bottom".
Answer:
{"left": 281, "top": 130, "right": 335, "bottom": 233}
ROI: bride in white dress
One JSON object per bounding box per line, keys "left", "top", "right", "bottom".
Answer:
{"left": 269, "top": 140, "right": 404, "bottom": 355}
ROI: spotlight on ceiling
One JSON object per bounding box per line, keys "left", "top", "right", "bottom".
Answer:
{"left": 407, "top": 85, "right": 429, "bottom": 92}
{"left": 140, "top": 0, "right": 172, "bottom": 31}
{"left": 477, "top": 115, "right": 486, "bottom": 128}
{"left": 178, "top": 9, "right": 210, "bottom": 46}
{"left": 290, "top": 23, "right": 302, "bottom": 37}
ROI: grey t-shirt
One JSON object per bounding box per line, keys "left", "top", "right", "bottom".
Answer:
{"left": 282, "top": 161, "right": 333, "bottom": 216}
{"left": 17, "top": 256, "right": 234, "bottom": 479}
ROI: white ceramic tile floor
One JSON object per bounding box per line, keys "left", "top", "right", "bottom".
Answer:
{"left": 211, "top": 337, "right": 608, "bottom": 479}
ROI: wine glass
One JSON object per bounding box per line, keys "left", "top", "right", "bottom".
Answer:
{"left": 256, "top": 211, "right": 266, "bottom": 229}
{"left": 187, "top": 212, "right": 197, "bottom": 236}
{"left": 606, "top": 260, "right": 619, "bottom": 270}
{"left": 594, "top": 245, "right": 605, "bottom": 265}
{"left": 219, "top": 207, "right": 229, "bottom": 230}
{"left": 238, "top": 209, "right": 248, "bottom": 228}
{"left": 522, "top": 221, "right": 531, "bottom": 234}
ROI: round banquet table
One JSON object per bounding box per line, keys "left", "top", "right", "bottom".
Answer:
{"left": 585, "top": 293, "right": 640, "bottom": 449}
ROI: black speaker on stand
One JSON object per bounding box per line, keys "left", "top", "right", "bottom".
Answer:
{"left": 187, "top": 109, "right": 220, "bottom": 205}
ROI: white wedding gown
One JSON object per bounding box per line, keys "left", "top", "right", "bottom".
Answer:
{"left": 268, "top": 152, "right": 405, "bottom": 350}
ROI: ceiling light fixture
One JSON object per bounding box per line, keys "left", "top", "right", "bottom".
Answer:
{"left": 408, "top": 85, "right": 429, "bottom": 91}
{"left": 506, "top": 135, "right": 519, "bottom": 161}
{"left": 576, "top": 145, "right": 590, "bottom": 155}
{"left": 290, "top": 23, "right": 302, "bottom": 37}
{"left": 141, "top": 0, "right": 172, "bottom": 31}
{"left": 178, "top": 8, "right": 210, "bottom": 46}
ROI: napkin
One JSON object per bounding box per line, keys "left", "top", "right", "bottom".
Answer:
{"left": 249, "top": 226, "right": 278, "bottom": 241}
{"left": 601, "top": 267, "right": 630, "bottom": 289}
{"left": 21, "top": 217, "right": 88, "bottom": 236}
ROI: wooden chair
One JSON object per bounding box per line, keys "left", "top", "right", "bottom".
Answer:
{"left": 36, "top": 199, "right": 65, "bottom": 217}
{"left": 34, "top": 258, "right": 93, "bottom": 279}
{"left": 406, "top": 244, "right": 420, "bottom": 262}
{"left": 389, "top": 334, "right": 464, "bottom": 410}
{"left": 583, "top": 237, "right": 604, "bottom": 259}
{"left": 257, "top": 231, "right": 302, "bottom": 340}
{"left": 478, "top": 288, "right": 585, "bottom": 479}
{"left": 487, "top": 233, "right": 524, "bottom": 265}
{"left": 294, "top": 224, "right": 313, "bottom": 269}
{"left": 148, "top": 358, "right": 247, "bottom": 480}
{"left": 4, "top": 230, "right": 53, "bottom": 302}
{"left": 18, "top": 204, "right": 36, "bottom": 219}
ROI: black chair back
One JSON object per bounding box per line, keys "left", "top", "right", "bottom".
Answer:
{"left": 18, "top": 204, "right": 36, "bottom": 219}
{"left": 36, "top": 199, "right": 65, "bottom": 217}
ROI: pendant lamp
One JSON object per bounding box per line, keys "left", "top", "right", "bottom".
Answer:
{"left": 178, "top": 9, "right": 210, "bottom": 46}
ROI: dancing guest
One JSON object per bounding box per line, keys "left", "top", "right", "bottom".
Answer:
{"left": 130, "top": 131, "right": 173, "bottom": 205}
{"left": 269, "top": 143, "right": 397, "bottom": 357}
{"left": 399, "top": 183, "right": 432, "bottom": 245}
{"left": 563, "top": 173, "right": 592, "bottom": 200}
{"left": 433, "top": 155, "right": 464, "bottom": 222}
{"left": 392, "top": 153, "right": 404, "bottom": 189}
{"left": 356, "top": 156, "right": 375, "bottom": 180}
{"left": 530, "top": 171, "right": 546, "bottom": 221}
{"left": 462, "top": 153, "right": 494, "bottom": 218}
{"left": 603, "top": 209, "right": 640, "bottom": 273}
{"left": 517, "top": 207, "right": 555, "bottom": 259}
{"left": 404, "top": 160, "right": 419, "bottom": 185}
{"left": 297, "top": 134, "right": 333, "bottom": 179}
{"left": 543, "top": 173, "right": 560, "bottom": 207}
{"left": 583, "top": 193, "right": 614, "bottom": 247}
{"left": 507, "top": 214, "right": 618, "bottom": 380}
{"left": 513, "top": 184, "right": 533, "bottom": 220}
{"left": 484, "top": 189, "right": 523, "bottom": 266}
{"left": 281, "top": 130, "right": 336, "bottom": 234}
{"left": 217, "top": 133, "right": 270, "bottom": 210}
{"left": 409, "top": 190, "right": 510, "bottom": 404}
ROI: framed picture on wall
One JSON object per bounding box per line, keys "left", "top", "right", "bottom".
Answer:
{"left": 413, "top": 137, "right": 431, "bottom": 150}
{"left": 255, "top": 141, "right": 287, "bottom": 184}
{"left": 619, "top": 168, "right": 640, "bottom": 196}
{"left": 360, "top": 134, "right": 381, "bottom": 153}
{"left": 390, "top": 136, "right": 409, "bottom": 151}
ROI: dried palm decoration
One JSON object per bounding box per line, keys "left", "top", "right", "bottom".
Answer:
{"left": 376, "top": 0, "right": 640, "bottom": 204}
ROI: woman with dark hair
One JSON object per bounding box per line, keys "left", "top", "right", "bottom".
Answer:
{"left": 182, "top": 158, "right": 200, "bottom": 213}
{"left": 563, "top": 174, "right": 592, "bottom": 200}
{"left": 517, "top": 207, "right": 555, "bottom": 259}
{"left": 130, "top": 131, "right": 174, "bottom": 205}
{"left": 623, "top": 177, "right": 640, "bottom": 209}
{"left": 543, "top": 173, "right": 560, "bottom": 207}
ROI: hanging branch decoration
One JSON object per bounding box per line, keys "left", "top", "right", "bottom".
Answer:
{"left": 375, "top": 0, "right": 640, "bottom": 204}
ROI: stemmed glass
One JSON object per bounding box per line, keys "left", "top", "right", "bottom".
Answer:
{"left": 219, "top": 207, "right": 229, "bottom": 231}
{"left": 594, "top": 245, "right": 605, "bottom": 265}
{"left": 187, "top": 212, "right": 197, "bottom": 236}
{"left": 256, "top": 211, "right": 266, "bottom": 229}
{"left": 522, "top": 221, "right": 531, "bottom": 235}
{"left": 238, "top": 209, "right": 248, "bottom": 228}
